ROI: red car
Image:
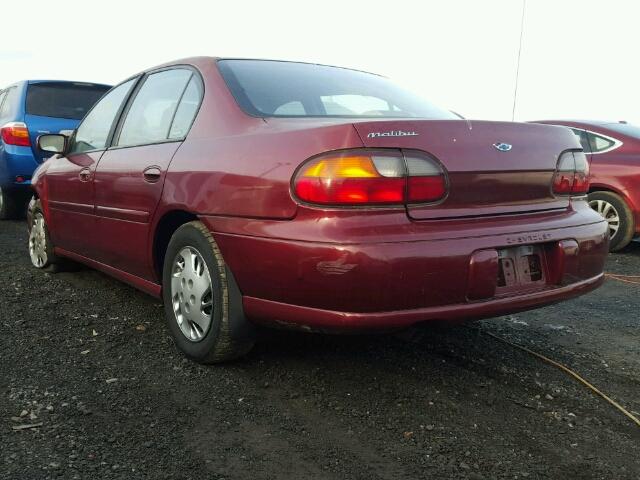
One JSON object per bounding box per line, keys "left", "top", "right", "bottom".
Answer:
{"left": 534, "top": 120, "right": 640, "bottom": 251}
{"left": 29, "top": 58, "right": 608, "bottom": 363}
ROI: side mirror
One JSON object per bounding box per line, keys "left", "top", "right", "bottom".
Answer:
{"left": 37, "top": 134, "right": 67, "bottom": 154}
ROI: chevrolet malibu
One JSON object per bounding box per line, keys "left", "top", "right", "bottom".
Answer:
{"left": 29, "top": 57, "right": 609, "bottom": 363}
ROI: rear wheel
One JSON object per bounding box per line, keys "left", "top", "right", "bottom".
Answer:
{"left": 588, "top": 191, "right": 635, "bottom": 251}
{"left": 162, "top": 221, "right": 255, "bottom": 363}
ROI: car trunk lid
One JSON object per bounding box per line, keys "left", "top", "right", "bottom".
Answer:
{"left": 353, "top": 119, "right": 577, "bottom": 220}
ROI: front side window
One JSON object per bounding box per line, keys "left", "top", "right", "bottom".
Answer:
{"left": 116, "top": 69, "right": 192, "bottom": 147}
{"left": 26, "top": 82, "right": 110, "bottom": 120}
{"left": 218, "top": 59, "right": 457, "bottom": 119}
{"left": 70, "top": 79, "right": 136, "bottom": 154}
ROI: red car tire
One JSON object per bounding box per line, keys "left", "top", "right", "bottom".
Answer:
{"left": 588, "top": 191, "right": 635, "bottom": 251}
{"left": 162, "top": 221, "right": 255, "bottom": 363}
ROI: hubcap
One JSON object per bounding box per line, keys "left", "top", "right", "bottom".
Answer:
{"left": 589, "top": 199, "right": 620, "bottom": 239}
{"left": 29, "top": 213, "right": 48, "bottom": 268}
{"left": 170, "top": 247, "right": 213, "bottom": 342}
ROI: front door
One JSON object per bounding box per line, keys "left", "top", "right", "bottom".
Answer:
{"left": 92, "top": 68, "right": 203, "bottom": 280}
{"left": 45, "top": 79, "right": 137, "bottom": 258}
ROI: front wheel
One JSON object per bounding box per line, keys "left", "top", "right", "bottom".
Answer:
{"left": 28, "top": 200, "right": 61, "bottom": 272}
{"left": 588, "top": 191, "right": 635, "bottom": 252}
{"left": 162, "top": 221, "right": 255, "bottom": 363}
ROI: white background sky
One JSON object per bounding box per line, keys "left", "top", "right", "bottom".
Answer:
{"left": 1, "top": 0, "right": 639, "bottom": 123}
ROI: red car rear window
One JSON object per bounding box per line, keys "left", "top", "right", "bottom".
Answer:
{"left": 218, "top": 59, "right": 457, "bottom": 120}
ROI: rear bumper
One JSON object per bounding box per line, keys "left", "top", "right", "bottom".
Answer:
{"left": 0, "top": 146, "right": 37, "bottom": 188}
{"left": 203, "top": 209, "right": 609, "bottom": 332}
{"left": 242, "top": 273, "right": 604, "bottom": 331}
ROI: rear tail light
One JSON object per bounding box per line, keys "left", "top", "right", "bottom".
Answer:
{"left": 405, "top": 155, "right": 448, "bottom": 202}
{"left": 571, "top": 151, "right": 589, "bottom": 194}
{"left": 552, "top": 151, "right": 589, "bottom": 195}
{"left": 1, "top": 122, "right": 31, "bottom": 147}
{"left": 293, "top": 149, "right": 447, "bottom": 206}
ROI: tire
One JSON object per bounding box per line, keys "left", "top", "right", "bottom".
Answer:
{"left": 0, "top": 186, "right": 20, "bottom": 220}
{"left": 28, "top": 199, "right": 62, "bottom": 273}
{"left": 162, "top": 221, "right": 255, "bottom": 363}
{"left": 588, "top": 191, "right": 635, "bottom": 252}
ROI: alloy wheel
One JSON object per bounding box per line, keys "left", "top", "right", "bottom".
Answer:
{"left": 589, "top": 199, "right": 620, "bottom": 239}
{"left": 29, "top": 212, "right": 48, "bottom": 268}
{"left": 170, "top": 246, "right": 214, "bottom": 342}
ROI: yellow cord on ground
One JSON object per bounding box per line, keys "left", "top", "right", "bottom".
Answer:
{"left": 607, "top": 273, "right": 640, "bottom": 278}
{"left": 484, "top": 331, "right": 640, "bottom": 428}
{"left": 605, "top": 273, "right": 640, "bottom": 285}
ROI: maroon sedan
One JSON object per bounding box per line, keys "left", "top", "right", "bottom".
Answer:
{"left": 534, "top": 120, "right": 640, "bottom": 251}
{"left": 29, "top": 58, "right": 608, "bottom": 362}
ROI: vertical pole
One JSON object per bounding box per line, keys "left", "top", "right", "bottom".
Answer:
{"left": 512, "top": 0, "right": 527, "bottom": 121}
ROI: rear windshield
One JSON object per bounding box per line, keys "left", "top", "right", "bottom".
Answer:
{"left": 603, "top": 122, "right": 640, "bottom": 139}
{"left": 26, "top": 82, "right": 111, "bottom": 120}
{"left": 218, "top": 59, "right": 457, "bottom": 119}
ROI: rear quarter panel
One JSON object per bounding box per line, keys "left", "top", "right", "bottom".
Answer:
{"left": 161, "top": 60, "right": 364, "bottom": 220}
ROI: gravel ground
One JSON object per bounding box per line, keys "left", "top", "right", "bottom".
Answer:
{"left": 1, "top": 219, "right": 639, "bottom": 480}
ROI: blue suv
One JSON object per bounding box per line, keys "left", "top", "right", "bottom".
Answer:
{"left": 0, "top": 80, "right": 111, "bottom": 218}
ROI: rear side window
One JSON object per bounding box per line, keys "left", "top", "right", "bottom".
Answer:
{"left": 218, "top": 59, "right": 457, "bottom": 119}
{"left": 71, "top": 79, "right": 136, "bottom": 154}
{"left": 588, "top": 132, "right": 616, "bottom": 153}
{"left": 168, "top": 76, "right": 203, "bottom": 139}
{"left": 569, "top": 128, "right": 590, "bottom": 152}
{"left": 117, "top": 69, "right": 193, "bottom": 147}
{"left": 26, "top": 82, "right": 110, "bottom": 120}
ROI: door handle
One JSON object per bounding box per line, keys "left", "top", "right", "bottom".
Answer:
{"left": 79, "top": 168, "right": 91, "bottom": 182}
{"left": 143, "top": 166, "right": 162, "bottom": 183}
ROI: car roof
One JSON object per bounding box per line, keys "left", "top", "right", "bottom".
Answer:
{"left": 141, "top": 55, "right": 381, "bottom": 77}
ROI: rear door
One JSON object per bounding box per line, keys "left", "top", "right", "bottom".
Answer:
{"left": 92, "top": 68, "right": 203, "bottom": 280}
{"left": 24, "top": 82, "right": 110, "bottom": 162}
{"left": 45, "top": 79, "right": 137, "bottom": 257}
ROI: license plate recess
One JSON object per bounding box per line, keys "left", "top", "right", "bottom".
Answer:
{"left": 496, "top": 245, "right": 545, "bottom": 290}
